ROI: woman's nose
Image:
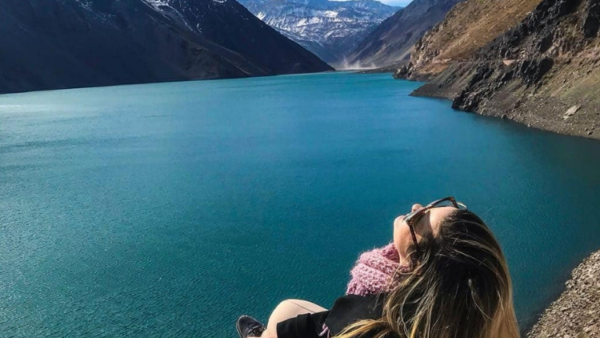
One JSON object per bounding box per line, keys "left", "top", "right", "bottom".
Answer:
{"left": 411, "top": 203, "right": 424, "bottom": 213}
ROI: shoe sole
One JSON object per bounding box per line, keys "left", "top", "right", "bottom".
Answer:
{"left": 236, "top": 315, "right": 247, "bottom": 338}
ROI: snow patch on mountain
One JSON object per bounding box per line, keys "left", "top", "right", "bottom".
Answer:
{"left": 238, "top": 0, "right": 400, "bottom": 64}
{"left": 142, "top": 0, "right": 194, "bottom": 31}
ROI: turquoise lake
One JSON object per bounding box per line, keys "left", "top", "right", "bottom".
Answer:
{"left": 1, "top": 72, "right": 600, "bottom": 337}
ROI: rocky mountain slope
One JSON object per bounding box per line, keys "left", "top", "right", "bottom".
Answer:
{"left": 396, "top": 0, "right": 600, "bottom": 140}
{"left": 237, "top": 0, "right": 398, "bottom": 65}
{"left": 343, "top": 0, "right": 465, "bottom": 68}
{"left": 400, "top": 0, "right": 544, "bottom": 79}
{"left": 0, "top": 0, "right": 332, "bottom": 95}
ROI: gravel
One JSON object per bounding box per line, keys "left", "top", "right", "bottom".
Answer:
{"left": 527, "top": 250, "right": 600, "bottom": 338}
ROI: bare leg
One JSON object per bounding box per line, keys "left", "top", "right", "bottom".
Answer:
{"left": 260, "top": 299, "right": 328, "bottom": 338}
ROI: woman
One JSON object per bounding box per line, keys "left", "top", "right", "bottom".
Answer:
{"left": 236, "top": 197, "right": 520, "bottom": 338}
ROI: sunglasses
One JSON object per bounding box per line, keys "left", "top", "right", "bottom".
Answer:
{"left": 403, "top": 197, "right": 467, "bottom": 258}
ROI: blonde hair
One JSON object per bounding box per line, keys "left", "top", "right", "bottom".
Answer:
{"left": 335, "top": 210, "right": 519, "bottom": 338}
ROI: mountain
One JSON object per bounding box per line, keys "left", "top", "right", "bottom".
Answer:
{"left": 0, "top": 0, "right": 332, "bottom": 95}
{"left": 401, "top": 0, "right": 544, "bottom": 79}
{"left": 397, "top": 0, "right": 600, "bottom": 140}
{"left": 343, "top": 0, "right": 465, "bottom": 68}
{"left": 237, "top": 0, "right": 399, "bottom": 65}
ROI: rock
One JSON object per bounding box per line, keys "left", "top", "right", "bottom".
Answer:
{"left": 518, "top": 58, "right": 554, "bottom": 86}
{"left": 588, "top": 131, "right": 594, "bottom": 135}
{"left": 583, "top": 0, "right": 600, "bottom": 38}
{"left": 394, "top": 64, "right": 412, "bottom": 79}
{"left": 564, "top": 105, "right": 581, "bottom": 120}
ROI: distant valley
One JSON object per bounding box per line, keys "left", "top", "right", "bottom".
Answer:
{"left": 240, "top": 0, "right": 467, "bottom": 69}
{"left": 344, "top": 0, "right": 465, "bottom": 68}
{"left": 237, "top": 0, "right": 399, "bottom": 65}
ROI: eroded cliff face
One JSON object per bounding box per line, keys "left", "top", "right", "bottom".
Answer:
{"left": 396, "top": 0, "right": 600, "bottom": 140}
{"left": 401, "top": 0, "right": 544, "bottom": 79}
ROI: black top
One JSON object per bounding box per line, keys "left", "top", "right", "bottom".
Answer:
{"left": 276, "top": 294, "right": 387, "bottom": 338}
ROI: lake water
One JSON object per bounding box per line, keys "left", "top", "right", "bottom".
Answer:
{"left": 1, "top": 72, "right": 600, "bottom": 337}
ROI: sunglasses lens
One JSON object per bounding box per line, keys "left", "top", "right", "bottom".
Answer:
{"left": 433, "top": 199, "right": 467, "bottom": 210}
{"left": 434, "top": 200, "right": 456, "bottom": 208}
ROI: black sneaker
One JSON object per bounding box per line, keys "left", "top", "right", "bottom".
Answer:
{"left": 236, "top": 315, "right": 266, "bottom": 338}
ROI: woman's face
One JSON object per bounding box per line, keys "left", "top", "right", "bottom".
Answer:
{"left": 393, "top": 203, "right": 456, "bottom": 264}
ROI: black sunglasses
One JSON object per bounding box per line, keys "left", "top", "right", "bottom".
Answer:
{"left": 403, "top": 197, "right": 467, "bottom": 257}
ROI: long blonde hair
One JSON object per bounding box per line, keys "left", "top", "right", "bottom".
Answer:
{"left": 335, "top": 210, "right": 519, "bottom": 338}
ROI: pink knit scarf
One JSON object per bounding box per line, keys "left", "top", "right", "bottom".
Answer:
{"left": 319, "top": 243, "right": 410, "bottom": 337}
{"left": 346, "top": 243, "right": 410, "bottom": 296}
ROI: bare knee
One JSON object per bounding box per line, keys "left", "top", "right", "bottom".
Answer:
{"left": 279, "top": 299, "right": 328, "bottom": 313}
{"left": 264, "top": 299, "right": 327, "bottom": 338}
{"left": 275, "top": 299, "right": 298, "bottom": 308}
{"left": 266, "top": 299, "right": 308, "bottom": 330}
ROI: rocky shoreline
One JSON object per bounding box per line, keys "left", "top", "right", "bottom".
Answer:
{"left": 400, "top": 58, "right": 600, "bottom": 141}
{"left": 527, "top": 250, "right": 600, "bottom": 337}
